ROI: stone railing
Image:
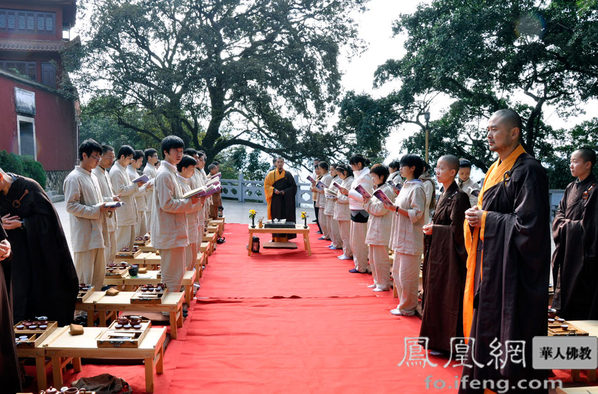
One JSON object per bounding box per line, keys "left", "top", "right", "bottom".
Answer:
{"left": 221, "top": 174, "right": 313, "bottom": 207}
{"left": 46, "top": 170, "right": 70, "bottom": 195}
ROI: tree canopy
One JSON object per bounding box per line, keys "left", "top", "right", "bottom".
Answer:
{"left": 374, "top": 0, "right": 598, "bottom": 186}
{"left": 76, "top": 0, "right": 366, "bottom": 165}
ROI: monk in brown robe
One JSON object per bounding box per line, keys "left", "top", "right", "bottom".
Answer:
{"left": 0, "top": 169, "right": 79, "bottom": 326}
{"left": 460, "top": 109, "right": 550, "bottom": 393}
{"left": 420, "top": 155, "right": 470, "bottom": 355}
{"left": 264, "top": 157, "right": 297, "bottom": 241}
{"left": 552, "top": 148, "right": 598, "bottom": 320}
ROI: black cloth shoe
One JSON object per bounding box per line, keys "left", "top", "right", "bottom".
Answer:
{"left": 349, "top": 268, "right": 367, "bottom": 274}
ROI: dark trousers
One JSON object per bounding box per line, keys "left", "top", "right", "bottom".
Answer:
{"left": 313, "top": 201, "right": 322, "bottom": 232}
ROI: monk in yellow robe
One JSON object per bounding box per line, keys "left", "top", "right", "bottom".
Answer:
{"left": 264, "top": 158, "right": 297, "bottom": 241}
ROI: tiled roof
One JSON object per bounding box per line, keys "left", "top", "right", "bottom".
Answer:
{"left": 0, "top": 38, "right": 67, "bottom": 52}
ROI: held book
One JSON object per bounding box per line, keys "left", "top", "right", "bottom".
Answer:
{"left": 373, "top": 189, "right": 394, "bottom": 205}
{"left": 132, "top": 174, "right": 149, "bottom": 184}
{"left": 307, "top": 175, "right": 316, "bottom": 184}
{"left": 332, "top": 181, "right": 347, "bottom": 193}
{"left": 182, "top": 184, "right": 221, "bottom": 199}
{"left": 354, "top": 184, "right": 371, "bottom": 199}
{"left": 315, "top": 181, "right": 327, "bottom": 190}
{"left": 105, "top": 201, "right": 124, "bottom": 208}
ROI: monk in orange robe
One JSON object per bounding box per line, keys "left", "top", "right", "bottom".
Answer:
{"left": 264, "top": 158, "right": 297, "bottom": 242}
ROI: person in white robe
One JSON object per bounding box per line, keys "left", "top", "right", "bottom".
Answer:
{"left": 325, "top": 164, "right": 342, "bottom": 250}
{"left": 128, "top": 150, "right": 152, "bottom": 237}
{"left": 92, "top": 144, "right": 119, "bottom": 267}
{"left": 64, "top": 139, "right": 115, "bottom": 290}
{"left": 177, "top": 155, "right": 205, "bottom": 272}
{"left": 313, "top": 162, "right": 333, "bottom": 241}
{"left": 110, "top": 145, "right": 145, "bottom": 252}
{"left": 142, "top": 148, "right": 159, "bottom": 231}
{"left": 364, "top": 164, "right": 397, "bottom": 292}
{"left": 334, "top": 166, "right": 353, "bottom": 260}
{"left": 345, "top": 155, "right": 374, "bottom": 273}
{"left": 151, "top": 137, "right": 201, "bottom": 290}
{"left": 457, "top": 158, "right": 480, "bottom": 207}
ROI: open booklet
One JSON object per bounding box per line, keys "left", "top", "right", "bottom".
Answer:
{"left": 332, "top": 181, "right": 347, "bottom": 193}
{"left": 182, "top": 183, "right": 221, "bottom": 199}
{"left": 208, "top": 172, "right": 221, "bottom": 179}
{"left": 373, "top": 189, "right": 394, "bottom": 205}
{"left": 206, "top": 177, "right": 220, "bottom": 187}
{"left": 105, "top": 201, "right": 125, "bottom": 208}
{"left": 315, "top": 181, "right": 327, "bottom": 190}
{"left": 307, "top": 175, "right": 317, "bottom": 184}
{"left": 132, "top": 174, "right": 149, "bottom": 184}
{"left": 354, "top": 184, "right": 371, "bottom": 199}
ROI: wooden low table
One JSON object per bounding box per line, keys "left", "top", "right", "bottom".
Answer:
{"left": 43, "top": 326, "right": 166, "bottom": 393}
{"left": 16, "top": 326, "right": 66, "bottom": 391}
{"left": 76, "top": 291, "right": 185, "bottom": 339}
{"left": 95, "top": 291, "right": 185, "bottom": 339}
{"left": 104, "top": 270, "right": 197, "bottom": 303}
{"left": 247, "top": 225, "right": 311, "bottom": 256}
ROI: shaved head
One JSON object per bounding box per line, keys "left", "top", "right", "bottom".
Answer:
{"left": 439, "top": 154, "right": 460, "bottom": 172}
{"left": 575, "top": 147, "right": 596, "bottom": 167}
{"left": 493, "top": 109, "right": 523, "bottom": 135}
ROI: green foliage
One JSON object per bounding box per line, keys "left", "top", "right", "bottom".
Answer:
{"left": 0, "top": 151, "right": 46, "bottom": 188}
{"left": 21, "top": 157, "right": 47, "bottom": 188}
{"left": 0, "top": 150, "right": 24, "bottom": 175}
{"left": 336, "top": 91, "right": 394, "bottom": 163}
{"left": 76, "top": 0, "right": 366, "bottom": 166}
{"left": 375, "top": 0, "right": 598, "bottom": 187}
{"left": 215, "top": 147, "right": 271, "bottom": 180}
{"left": 79, "top": 96, "right": 159, "bottom": 152}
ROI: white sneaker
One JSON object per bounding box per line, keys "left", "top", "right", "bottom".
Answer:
{"left": 337, "top": 254, "right": 353, "bottom": 260}
{"left": 367, "top": 284, "right": 376, "bottom": 288}
{"left": 374, "top": 286, "right": 390, "bottom": 292}
{"left": 390, "top": 308, "right": 403, "bottom": 316}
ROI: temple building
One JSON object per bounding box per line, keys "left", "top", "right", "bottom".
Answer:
{"left": 0, "top": 0, "right": 79, "bottom": 192}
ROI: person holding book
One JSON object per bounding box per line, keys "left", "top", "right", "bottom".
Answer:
{"left": 344, "top": 154, "right": 374, "bottom": 274}
{"left": 310, "top": 160, "right": 323, "bottom": 234}
{"left": 363, "top": 164, "right": 397, "bottom": 291}
{"left": 384, "top": 154, "right": 426, "bottom": 316}
{"left": 143, "top": 148, "right": 160, "bottom": 230}
{"left": 128, "top": 149, "right": 152, "bottom": 237}
{"left": 325, "top": 164, "right": 343, "bottom": 250}
{"left": 313, "top": 162, "right": 332, "bottom": 241}
{"left": 64, "top": 139, "right": 116, "bottom": 291}
{"left": 420, "top": 155, "right": 470, "bottom": 355}
{"left": 92, "top": 144, "right": 119, "bottom": 267}
{"left": 151, "top": 136, "right": 201, "bottom": 291}
{"left": 177, "top": 155, "right": 206, "bottom": 272}
{"left": 110, "top": 145, "right": 145, "bottom": 252}
{"left": 334, "top": 165, "right": 353, "bottom": 260}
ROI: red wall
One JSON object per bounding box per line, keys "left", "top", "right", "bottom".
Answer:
{"left": 0, "top": 75, "right": 77, "bottom": 171}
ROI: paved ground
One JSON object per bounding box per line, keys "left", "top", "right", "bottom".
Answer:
{"left": 54, "top": 199, "right": 316, "bottom": 251}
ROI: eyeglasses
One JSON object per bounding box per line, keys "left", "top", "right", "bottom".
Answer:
{"left": 89, "top": 154, "right": 101, "bottom": 161}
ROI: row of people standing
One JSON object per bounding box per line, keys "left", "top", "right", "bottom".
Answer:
{"left": 63, "top": 137, "right": 221, "bottom": 295}
{"left": 311, "top": 109, "right": 596, "bottom": 393}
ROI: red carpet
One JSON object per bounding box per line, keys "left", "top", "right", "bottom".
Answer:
{"left": 63, "top": 223, "right": 461, "bottom": 393}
